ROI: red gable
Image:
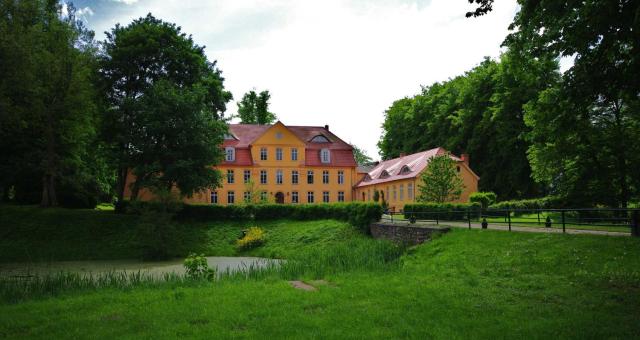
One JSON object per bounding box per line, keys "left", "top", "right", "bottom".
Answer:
{"left": 221, "top": 123, "right": 356, "bottom": 167}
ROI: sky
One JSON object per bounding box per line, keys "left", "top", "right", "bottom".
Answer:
{"left": 69, "top": 0, "right": 521, "bottom": 159}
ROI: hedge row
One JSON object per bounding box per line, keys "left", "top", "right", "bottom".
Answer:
{"left": 469, "top": 192, "right": 497, "bottom": 210}
{"left": 116, "top": 201, "right": 383, "bottom": 233}
{"left": 488, "top": 196, "right": 564, "bottom": 211}
{"left": 403, "top": 202, "right": 481, "bottom": 221}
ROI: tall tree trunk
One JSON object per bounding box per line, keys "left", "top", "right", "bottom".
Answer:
{"left": 613, "top": 100, "right": 629, "bottom": 208}
{"left": 40, "top": 105, "right": 58, "bottom": 207}
{"left": 116, "top": 166, "right": 128, "bottom": 202}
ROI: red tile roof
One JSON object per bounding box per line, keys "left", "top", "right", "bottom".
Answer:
{"left": 221, "top": 123, "right": 356, "bottom": 167}
{"left": 356, "top": 147, "right": 467, "bottom": 187}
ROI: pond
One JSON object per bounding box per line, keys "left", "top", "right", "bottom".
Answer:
{"left": 0, "top": 257, "right": 280, "bottom": 278}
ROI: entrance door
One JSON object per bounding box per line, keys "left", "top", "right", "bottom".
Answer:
{"left": 275, "top": 192, "right": 285, "bottom": 204}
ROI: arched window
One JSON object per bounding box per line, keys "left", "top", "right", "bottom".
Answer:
{"left": 320, "top": 148, "right": 331, "bottom": 163}
{"left": 311, "top": 135, "right": 330, "bottom": 143}
{"left": 225, "top": 147, "right": 235, "bottom": 162}
{"left": 379, "top": 170, "right": 390, "bottom": 179}
{"left": 399, "top": 165, "right": 411, "bottom": 175}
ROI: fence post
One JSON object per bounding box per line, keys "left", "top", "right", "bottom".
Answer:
{"left": 508, "top": 209, "right": 511, "bottom": 231}
{"left": 537, "top": 210, "right": 541, "bottom": 225}
{"left": 562, "top": 210, "right": 566, "bottom": 233}
{"left": 467, "top": 209, "right": 471, "bottom": 229}
{"left": 436, "top": 212, "right": 439, "bottom": 225}
{"left": 632, "top": 210, "right": 639, "bottom": 237}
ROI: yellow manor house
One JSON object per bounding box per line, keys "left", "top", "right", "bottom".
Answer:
{"left": 126, "top": 122, "right": 478, "bottom": 208}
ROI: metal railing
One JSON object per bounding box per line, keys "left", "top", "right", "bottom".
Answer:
{"left": 381, "top": 208, "right": 640, "bottom": 235}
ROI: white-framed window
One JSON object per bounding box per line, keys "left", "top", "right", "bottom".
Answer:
{"left": 260, "top": 170, "right": 267, "bottom": 184}
{"left": 225, "top": 147, "right": 235, "bottom": 162}
{"left": 260, "top": 147, "right": 267, "bottom": 161}
{"left": 323, "top": 191, "right": 330, "bottom": 203}
{"left": 307, "top": 170, "right": 314, "bottom": 184}
{"left": 338, "top": 191, "right": 344, "bottom": 202}
{"left": 320, "top": 148, "right": 330, "bottom": 163}
{"left": 243, "top": 191, "right": 251, "bottom": 203}
{"left": 386, "top": 186, "right": 390, "bottom": 201}
{"left": 393, "top": 185, "right": 397, "bottom": 200}
{"left": 292, "top": 170, "right": 299, "bottom": 184}
{"left": 244, "top": 170, "right": 251, "bottom": 183}
{"left": 291, "top": 191, "right": 299, "bottom": 203}
{"left": 210, "top": 191, "right": 218, "bottom": 204}
{"left": 276, "top": 170, "right": 283, "bottom": 184}
{"left": 291, "top": 148, "right": 298, "bottom": 161}
{"left": 307, "top": 191, "right": 314, "bottom": 203}
{"left": 399, "top": 184, "right": 404, "bottom": 200}
{"left": 367, "top": 189, "right": 370, "bottom": 201}
{"left": 322, "top": 170, "right": 329, "bottom": 184}
{"left": 227, "top": 170, "right": 234, "bottom": 184}
{"left": 408, "top": 182, "right": 414, "bottom": 200}
{"left": 260, "top": 191, "right": 267, "bottom": 202}
{"left": 338, "top": 171, "right": 344, "bottom": 184}
{"left": 276, "top": 148, "right": 283, "bottom": 161}
{"left": 227, "top": 191, "right": 235, "bottom": 204}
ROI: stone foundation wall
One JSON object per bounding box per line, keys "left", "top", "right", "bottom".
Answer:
{"left": 370, "top": 223, "right": 450, "bottom": 245}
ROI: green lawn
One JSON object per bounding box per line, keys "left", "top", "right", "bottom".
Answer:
{"left": 1, "top": 205, "right": 640, "bottom": 338}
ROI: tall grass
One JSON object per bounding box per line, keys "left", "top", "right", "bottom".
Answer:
{"left": 220, "top": 239, "right": 405, "bottom": 281}
{"left": 0, "top": 239, "right": 405, "bottom": 303}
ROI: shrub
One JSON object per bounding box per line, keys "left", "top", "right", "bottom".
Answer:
{"left": 118, "top": 201, "right": 384, "bottom": 232}
{"left": 469, "top": 192, "right": 497, "bottom": 210}
{"left": 403, "top": 202, "right": 481, "bottom": 221}
{"left": 183, "top": 253, "right": 215, "bottom": 279}
{"left": 488, "top": 196, "right": 564, "bottom": 211}
{"left": 236, "top": 227, "right": 266, "bottom": 250}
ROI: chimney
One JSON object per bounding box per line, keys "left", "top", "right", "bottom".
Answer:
{"left": 324, "top": 124, "right": 329, "bottom": 130}
{"left": 460, "top": 153, "right": 469, "bottom": 165}
{"left": 399, "top": 153, "right": 406, "bottom": 157}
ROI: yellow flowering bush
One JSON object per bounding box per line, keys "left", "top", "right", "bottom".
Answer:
{"left": 236, "top": 227, "right": 266, "bottom": 250}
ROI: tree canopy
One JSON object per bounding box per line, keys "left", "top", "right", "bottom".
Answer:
{"left": 236, "top": 89, "right": 277, "bottom": 125}
{"left": 418, "top": 154, "right": 465, "bottom": 203}
{"left": 0, "top": 0, "right": 108, "bottom": 207}
{"left": 378, "top": 53, "right": 559, "bottom": 200}
{"left": 504, "top": 0, "right": 640, "bottom": 207}
{"left": 100, "top": 13, "right": 232, "bottom": 200}
{"left": 351, "top": 145, "right": 374, "bottom": 166}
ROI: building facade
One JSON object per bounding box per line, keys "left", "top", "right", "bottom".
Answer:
{"left": 354, "top": 148, "right": 479, "bottom": 212}
{"left": 125, "top": 122, "right": 359, "bottom": 205}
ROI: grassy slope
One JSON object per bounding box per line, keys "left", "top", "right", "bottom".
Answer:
{"left": 0, "top": 205, "right": 363, "bottom": 262}
{"left": 1, "top": 206, "right": 640, "bottom": 338}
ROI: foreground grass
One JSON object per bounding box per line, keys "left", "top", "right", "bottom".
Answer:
{"left": 1, "top": 205, "right": 640, "bottom": 338}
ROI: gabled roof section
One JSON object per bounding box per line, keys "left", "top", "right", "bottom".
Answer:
{"left": 223, "top": 124, "right": 271, "bottom": 148}
{"left": 221, "top": 122, "right": 356, "bottom": 167}
{"left": 356, "top": 147, "right": 477, "bottom": 187}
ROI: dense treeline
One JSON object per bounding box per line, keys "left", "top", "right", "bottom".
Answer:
{"left": 380, "top": 0, "right": 640, "bottom": 207}
{"left": 0, "top": 0, "right": 232, "bottom": 207}
{"left": 378, "top": 53, "right": 559, "bottom": 200}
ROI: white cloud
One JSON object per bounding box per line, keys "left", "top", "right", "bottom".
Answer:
{"left": 112, "top": 0, "right": 139, "bottom": 5}
{"left": 77, "top": 6, "right": 94, "bottom": 17}
{"left": 86, "top": 0, "right": 519, "bottom": 159}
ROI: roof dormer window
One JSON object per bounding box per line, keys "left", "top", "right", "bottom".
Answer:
{"left": 224, "top": 133, "right": 237, "bottom": 140}
{"left": 225, "top": 147, "right": 235, "bottom": 162}
{"left": 311, "top": 135, "right": 330, "bottom": 143}
{"left": 320, "top": 148, "right": 331, "bottom": 163}
{"left": 399, "top": 165, "right": 411, "bottom": 175}
{"left": 379, "top": 170, "right": 390, "bottom": 179}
